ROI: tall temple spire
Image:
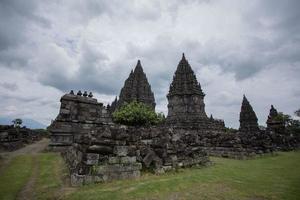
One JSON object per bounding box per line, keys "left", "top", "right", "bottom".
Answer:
{"left": 239, "top": 95, "right": 259, "bottom": 132}
{"left": 134, "top": 60, "right": 143, "bottom": 73}
{"left": 116, "top": 60, "right": 156, "bottom": 110}
{"left": 168, "top": 53, "right": 204, "bottom": 97}
{"left": 166, "top": 54, "right": 207, "bottom": 126}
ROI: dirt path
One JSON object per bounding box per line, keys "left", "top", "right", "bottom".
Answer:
{"left": 16, "top": 155, "right": 39, "bottom": 200}
{"left": 0, "top": 138, "right": 50, "bottom": 174}
{"left": 0, "top": 139, "right": 50, "bottom": 200}
{"left": 0, "top": 138, "right": 50, "bottom": 158}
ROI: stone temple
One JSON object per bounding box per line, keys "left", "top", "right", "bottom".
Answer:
{"left": 112, "top": 60, "right": 156, "bottom": 112}
{"left": 48, "top": 54, "right": 299, "bottom": 185}
{"left": 239, "top": 95, "right": 259, "bottom": 133}
{"left": 166, "top": 53, "right": 207, "bottom": 126}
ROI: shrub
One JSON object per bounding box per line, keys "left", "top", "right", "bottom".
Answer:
{"left": 112, "top": 101, "right": 165, "bottom": 126}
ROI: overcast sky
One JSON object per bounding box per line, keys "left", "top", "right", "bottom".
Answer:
{"left": 0, "top": 0, "right": 299, "bottom": 128}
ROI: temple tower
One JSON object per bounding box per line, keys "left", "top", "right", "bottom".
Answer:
{"left": 117, "top": 60, "right": 156, "bottom": 110}
{"left": 166, "top": 54, "right": 207, "bottom": 126}
{"left": 239, "top": 95, "right": 259, "bottom": 132}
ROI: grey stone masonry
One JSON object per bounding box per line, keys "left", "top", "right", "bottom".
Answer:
{"left": 48, "top": 91, "right": 112, "bottom": 150}
{"left": 166, "top": 54, "right": 208, "bottom": 126}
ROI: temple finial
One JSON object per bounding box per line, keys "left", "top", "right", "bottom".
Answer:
{"left": 134, "top": 59, "right": 143, "bottom": 73}
{"left": 182, "top": 53, "right": 186, "bottom": 60}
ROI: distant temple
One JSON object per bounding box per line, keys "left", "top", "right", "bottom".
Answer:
{"left": 113, "top": 60, "right": 156, "bottom": 111}
{"left": 239, "top": 95, "right": 259, "bottom": 132}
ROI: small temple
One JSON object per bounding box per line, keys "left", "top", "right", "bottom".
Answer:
{"left": 166, "top": 53, "right": 208, "bottom": 126}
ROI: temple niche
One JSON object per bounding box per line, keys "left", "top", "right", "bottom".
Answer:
{"left": 113, "top": 60, "right": 156, "bottom": 111}
{"left": 166, "top": 54, "right": 208, "bottom": 126}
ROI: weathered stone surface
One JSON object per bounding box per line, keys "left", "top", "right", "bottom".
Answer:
{"left": 113, "top": 146, "right": 128, "bottom": 156}
{"left": 166, "top": 54, "right": 207, "bottom": 126}
{"left": 84, "top": 153, "right": 99, "bottom": 165}
{"left": 48, "top": 91, "right": 112, "bottom": 149}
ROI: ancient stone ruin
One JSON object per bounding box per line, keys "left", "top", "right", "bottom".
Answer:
{"left": 48, "top": 54, "right": 299, "bottom": 186}
{"left": 64, "top": 125, "right": 209, "bottom": 185}
{"left": 239, "top": 95, "right": 259, "bottom": 133}
{"left": 266, "top": 105, "right": 299, "bottom": 150}
{"left": 238, "top": 96, "right": 273, "bottom": 154}
{"left": 48, "top": 91, "right": 112, "bottom": 151}
{"left": 166, "top": 53, "right": 207, "bottom": 126}
{"left": 0, "top": 125, "right": 45, "bottom": 152}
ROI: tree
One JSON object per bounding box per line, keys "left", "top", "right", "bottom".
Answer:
{"left": 12, "top": 118, "right": 22, "bottom": 128}
{"left": 295, "top": 109, "right": 300, "bottom": 117}
{"left": 112, "top": 101, "right": 164, "bottom": 126}
{"left": 275, "top": 112, "right": 300, "bottom": 135}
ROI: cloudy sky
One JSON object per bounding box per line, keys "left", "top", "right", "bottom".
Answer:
{"left": 0, "top": 0, "right": 299, "bottom": 128}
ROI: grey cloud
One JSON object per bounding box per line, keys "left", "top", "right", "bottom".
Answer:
{"left": 0, "top": 94, "right": 36, "bottom": 103}
{"left": 0, "top": 82, "right": 18, "bottom": 91}
{"left": 0, "top": 0, "right": 50, "bottom": 68}
{"left": 0, "top": 0, "right": 299, "bottom": 127}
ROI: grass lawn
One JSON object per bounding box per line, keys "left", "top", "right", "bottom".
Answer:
{"left": 0, "top": 151, "right": 299, "bottom": 200}
{"left": 0, "top": 155, "right": 34, "bottom": 200}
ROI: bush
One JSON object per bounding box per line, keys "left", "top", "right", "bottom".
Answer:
{"left": 112, "top": 101, "right": 165, "bottom": 126}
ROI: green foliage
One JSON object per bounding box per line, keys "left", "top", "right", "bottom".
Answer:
{"left": 112, "top": 101, "right": 165, "bottom": 126}
{"left": 224, "top": 127, "right": 238, "bottom": 133}
{"left": 275, "top": 112, "right": 300, "bottom": 135}
{"left": 295, "top": 109, "right": 300, "bottom": 117}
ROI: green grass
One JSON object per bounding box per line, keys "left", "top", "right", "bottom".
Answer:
{"left": 0, "top": 153, "right": 67, "bottom": 200}
{"left": 0, "top": 155, "right": 34, "bottom": 200}
{"left": 34, "top": 153, "right": 67, "bottom": 199}
{"left": 0, "top": 151, "right": 299, "bottom": 200}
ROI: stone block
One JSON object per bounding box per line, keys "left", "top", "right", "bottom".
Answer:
{"left": 113, "top": 146, "right": 128, "bottom": 156}
{"left": 88, "top": 145, "right": 113, "bottom": 154}
{"left": 84, "top": 153, "right": 99, "bottom": 165}
{"left": 70, "top": 174, "right": 85, "bottom": 186}
{"left": 120, "top": 156, "right": 136, "bottom": 164}
{"left": 108, "top": 156, "right": 120, "bottom": 164}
